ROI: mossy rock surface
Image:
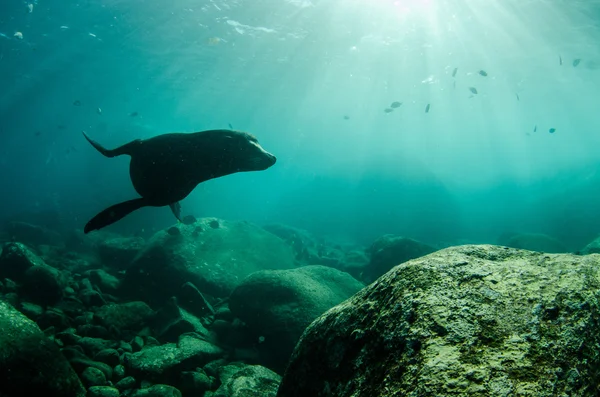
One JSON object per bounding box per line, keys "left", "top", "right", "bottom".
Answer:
{"left": 278, "top": 245, "right": 600, "bottom": 397}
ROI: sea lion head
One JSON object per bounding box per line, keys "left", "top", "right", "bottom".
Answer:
{"left": 221, "top": 130, "right": 277, "bottom": 172}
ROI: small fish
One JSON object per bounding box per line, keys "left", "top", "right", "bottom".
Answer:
{"left": 572, "top": 59, "right": 581, "bottom": 67}
{"left": 129, "top": 111, "right": 138, "bottom": 117}
{"left": 34, "top": 131, "right": 41, "bottom": 136}
{"left": 425, "top": 104, "right": 430, "bottom": 113}
{"left": 533, "top": 125, "right": 537, "bottom": 132}
{"left": 97, "top": 107, "right": 102, "bottom": 115}
{"left": 27, "top": 3, "right": 33, "bottom": 13}
{"left": 468, "top": 87, "right": 478, "bottom": 95}
{"left": 478, "top": 70, "right": 488, "bottom": 77}
{"left": 549, "top": 128, "right": 556, "bottom": 133}
{"left": 390, "top": 101, "right": 402, "bottom": 108}
{"left": 73, "top": 100, "right": 82, "bottom": 106}
{"left": 228, "top": 123, "right": 233, "bottom": 129}
{"left": 384, "top": 108, "right": 394, "bottom": 113}
{"left": 452, "top": 67, "right": 458, "bottom": 77}
{"left": 14, "top": 32, "right": 23, "bottom": 40}
{"left": 559, "top": 55, "right": 563, "bottom": 65}
{"left": 89, "top": 33, "right": 97, "bottom": 38}
{"left": 343, "top": 115, "right": 350, "bottom": 120}
{"left": 516, "top": 93, "right": 520, "bottom": 101}
{"left": 60, "top": 26, "right": 69, "bottom": 30}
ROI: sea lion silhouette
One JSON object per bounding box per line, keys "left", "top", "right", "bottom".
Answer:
{"left": 82, "top": 129, "right": 276, "bottom": 233}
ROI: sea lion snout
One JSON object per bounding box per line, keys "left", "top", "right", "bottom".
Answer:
{"left": 248, "top": 141, "right": 276, "bottom": 170}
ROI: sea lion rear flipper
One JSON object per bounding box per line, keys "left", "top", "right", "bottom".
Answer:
{"left": 84, "top": 198, "right": 149, "bottom": 234}
{"left": 169, "top": 202, "right": 183, "bottom": 222}
{"left": 82, "top": 131, "right": 140, "bottom": 158}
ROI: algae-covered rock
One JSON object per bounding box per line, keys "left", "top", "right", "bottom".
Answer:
{"left": 0, "top": 300, "right": 86, "bottom": 396}
{"left": 93, "top": 301, "right": 155, "bottom": 332}
{"left": 580, "top": 235, "right": 600, "bottom": 255}
{"left": 98, "top": 235, "right": 145, "bottom": 269}
{"left": 122, "top": 218, "right": 295, "bottom": 303}
{"left": 214, "top": 364, "right": 281, "bottom": 397}
{"left": 229, "top": 265, "right": 364, "bottom": 372}
{"left": 125, "top": 333, "right": 223, "bottom": 383}
{"left": 499, "top": 232, "right": 568, "bottom": 253}
{"left": 278, "top": 245, "right": 600, "bottom": 397}
{"left": 0, "top": 242, "right": 66, "bottom": 305}
{"left": 366, "top": 234, "right": 436, "bottom": 281}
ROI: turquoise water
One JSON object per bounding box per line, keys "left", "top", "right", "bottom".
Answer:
{"left": 1, "top": 0, "right": 599, "bottom": 249}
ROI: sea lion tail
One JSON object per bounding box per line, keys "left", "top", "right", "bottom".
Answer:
{"left": 82, "top": 131, "right": 138, "bottom": 158}
{"left": 84, "top": 198, "right": 149, "bottom": 233}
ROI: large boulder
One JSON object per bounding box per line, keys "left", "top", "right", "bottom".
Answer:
{"left": 498, "top": 232, "right": 568, "bottom": 253}
{"left": 0, "top": 242, "right": 67, "bottom": 305}
{"left": 122, "top": 218, "right": 295, "bottom": 304}
{"left": 0, "top": 300, "right": 86, "bottom": 396}
{"left": 264, "top": 223, "right": 370, "bottom": 278}
{"left": 580, "top": 235, "right": 600, "bottom": 255}
{"left": 277, "top": 245, "right": 600, "bottom": 397}
{"left": 4, "top": 221, "right": 63, "bottom": 247}
{"left": 229, "top": 265, "right": 364, "bottom": 372}
{"left": 366, "top": 234, "right": 436, "bottom": 281}
{"left": 98, "top": 235, "right": 145, "bottom": 270}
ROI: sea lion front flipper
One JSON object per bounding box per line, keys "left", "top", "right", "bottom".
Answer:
{"left": 82, "top": 131, "right": 141, "bottom": 158}
{"left": 84, "top": 198, "right": 149, "bottom": 234}
{"left": 169, "top": 202, "right": 183, "bottom": 222}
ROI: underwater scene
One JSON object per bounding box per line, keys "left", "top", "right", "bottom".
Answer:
{"left": 1, "top": 0, "right": 600, "bottom": 396}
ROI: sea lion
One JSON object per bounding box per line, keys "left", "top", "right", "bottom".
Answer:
{"left": 82, "top": 129, "right": 276, "bottom": 233}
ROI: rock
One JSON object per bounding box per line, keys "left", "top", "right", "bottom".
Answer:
{"left": 131, "top": 384, "right": 182, "bottom": 397}
{"left": 78, "top": 324, "right": 110, "bottom": 338}
{"left": 80, "top": 289, "right": 107, "bottom": 307}
{"left": 94, "top": 348, "right": 121, "bottom": 367}
{"left": 499, "top": 232, "right": 568, "bottom": 253}
{"left": 88, "top": 386, "right": 121, "bottom": 397}
{"left": 88, "top": 269, "right": 121, "bottom": 292}
{"left": 81, "top": 366, "right": 107, "bottom": 387}
{"left": 4, "top": 221, "right": 63, "bottom": 247}
{"left": 178, "top": 281, "right": 215, "bottom": 317}
{"left": 122, "top": 218, "right": 296, "bottom": 303}
{"left": 115, "top": 375, "right": 136, "bottom": 391}
{"left": 277, "top": 245, "right": 600, "bottom": 397}
{"left": 69, "top": 357, "right": 113, "bottom": 381}
{"left": 214, "top": 364, "right": 281, "bottom": 397}
{"left": 218, "top": 362, "right": 247, "bottom": 384}
{"left": 263, "top": 223, "right": 351, "bottom": 269}
{"left": 114, "top": 364, "right": 127, "bottom": 381}
{"left": 56, "top": 329, "right": 82, "bottom": 345}
{"left": 19, "top": 301, "right": 44, "bottom": 320}
{"left": 125, "top": 333, "right": 224, "bottom": 383}
{"left": 37, "top": 307, "right": 71, "bottom": 330}
{"left": 579, "top": 235, "right": 600, "bottom": 255}
{"left": 152, "top": 297, "right": 212, "bottom": 342}
{"left": 180, "top": 370, "right": 212, "bottom": 395}
{"left": 0, "top": 300, "right": 86, "bottom": 396}
{"left": 366, "top": 234, "right": 436, "bottom": 281}
{"left": 0, "top": 242, "right": 66, "bottom": 304}
{"left": 98, "top": 236, "right": 145, "bottom": 269}
{"left": 77, "top": 336, "right": 117, "bottom": 357}
{"left": 22, "top": 263, "right": 65, "bottom": 304}
{"left": 263, "top": 223, "right": 326, "bottom": 264}
{"left": 229, "top": 265, "right": 364, "bottom": 372}
{"left": 93, "top": 301, "right": 155, "bottom": 334}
